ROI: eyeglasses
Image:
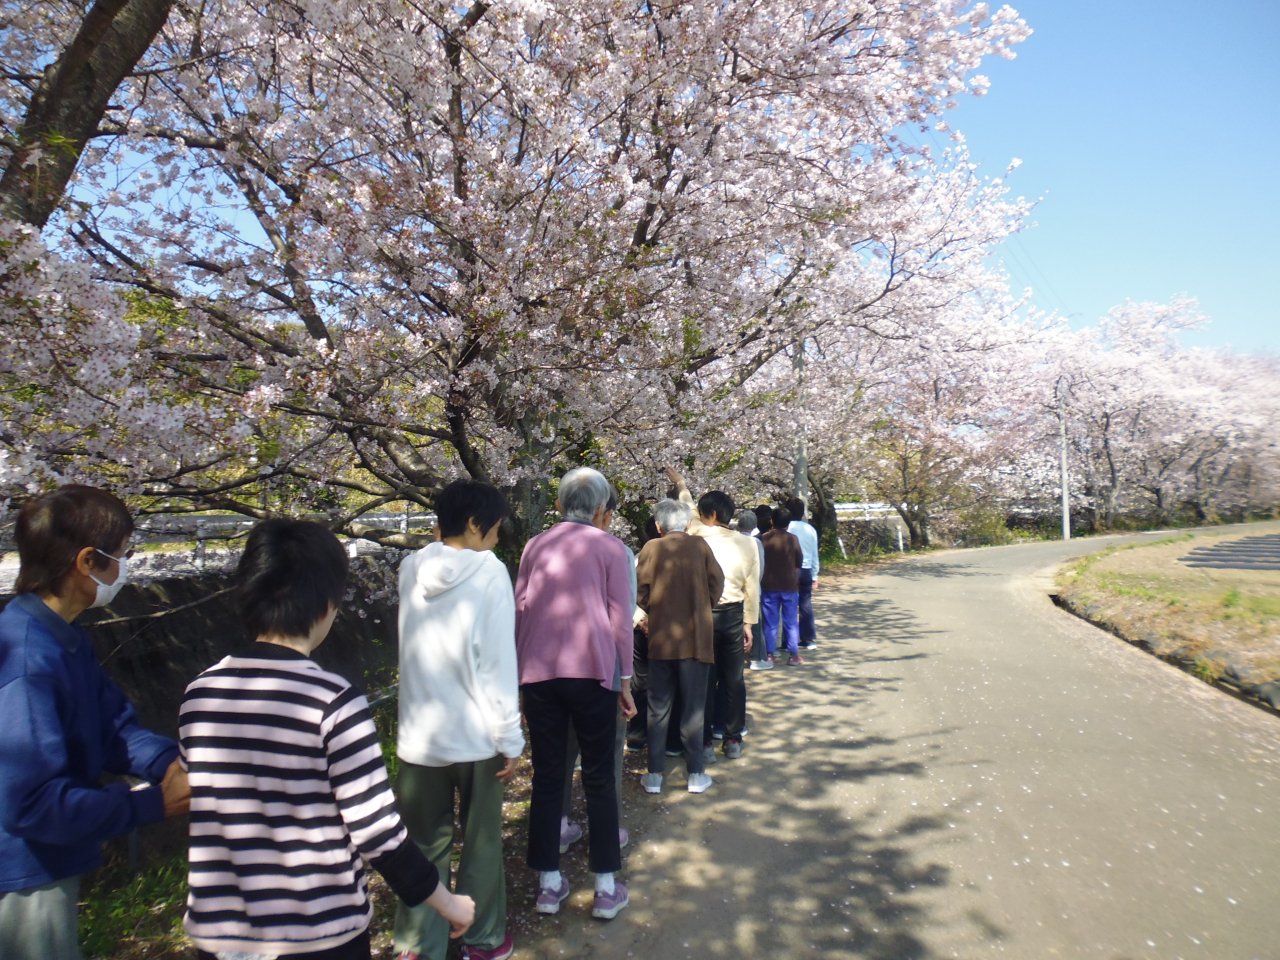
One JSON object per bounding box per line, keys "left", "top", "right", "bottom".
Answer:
{"left": 96, "top": 544, "right": 136, "bottom": 563}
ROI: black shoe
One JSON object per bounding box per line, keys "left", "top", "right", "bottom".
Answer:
{"left": 626, "top": 739, "right": 647, "bottom": 754}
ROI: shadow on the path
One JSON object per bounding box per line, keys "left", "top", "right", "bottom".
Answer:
{"left": 542, "top": 578, "right": 1005, "bottom": 959}
{"left": 879, "top": 559, "right": 1000, "bottom": 582}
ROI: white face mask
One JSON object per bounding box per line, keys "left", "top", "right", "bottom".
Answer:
{"left": 89, "top": 549, "right": 129, "bottom": 608}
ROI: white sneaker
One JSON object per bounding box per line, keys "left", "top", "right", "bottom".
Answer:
{"left": 687, "top": 772, "right": 713, "bottom": 794}
{"left": 748, "top": 660, "right": 766, "bottom": 671}
{"left": 641, "top": 772, "right": 663, "bottom": 794}
{"left": 757, "top": 659, "right": 774, "bottom": 671}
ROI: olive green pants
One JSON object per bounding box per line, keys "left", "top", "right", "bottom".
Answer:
{"left": 394, "top": 755, "right": 507, "bottom": 959}
{"left": 0, "top": 875, "right": 81, "bottom": 960}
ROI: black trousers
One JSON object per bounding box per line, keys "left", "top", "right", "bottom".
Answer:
{"left": 199, "top": 931, "right": 369, "bottom": 960}
{"left": 522, "top": 678, "right": 621, "bottom": 874}
{"left": 646, "top": 658, "right": 710, "bottom": 775}
{"left": 705, "top": 603, "right": 747, "bottom": 742}
{"left": 626, "top": 626, "right": 649, "bottom": 745}
{"left": 798, "top": 569, "right": 816, "bottom": 642}
{"left": 629, "top": 628, "right": 685, "bottom": 753}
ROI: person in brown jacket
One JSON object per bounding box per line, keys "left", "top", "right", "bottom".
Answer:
{"left": 760, "top": 508, "right": 806, "bottom": 665}
{"left": 635, "top": 498, "right": 724, "bottom": 795}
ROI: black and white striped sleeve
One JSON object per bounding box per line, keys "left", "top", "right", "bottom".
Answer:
{"left": 322, "top": 686, "right": 439, "bottom": 905}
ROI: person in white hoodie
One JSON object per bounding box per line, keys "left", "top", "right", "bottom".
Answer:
{"left": 395, "top": 480, "right": 524, "bottom": 960}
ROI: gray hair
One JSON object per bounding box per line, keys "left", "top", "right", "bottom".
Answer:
{"left": 734, "top": 509, "right": 757, "bottom": 534}
{"left": 652, "top": 498, "right": 692, "bottom": 533}
{"left": 558, "top": 467, "right": 611, "bottom": 521}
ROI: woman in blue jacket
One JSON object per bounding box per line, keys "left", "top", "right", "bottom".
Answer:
{"left": 0, "top": 486, "right": 190, "bottom": 960}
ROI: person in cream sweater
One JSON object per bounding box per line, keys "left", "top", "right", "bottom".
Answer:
{"left": 395, "top": 480, "right": 524, "bottom": 960}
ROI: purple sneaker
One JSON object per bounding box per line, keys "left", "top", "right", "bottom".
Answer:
{"left": 592, "top": 881, "right": 629, "bottom": 919}
{"left": 619, "top": 826, "right": 629, "bottom": 849}
{"left": 559, "top": 820, "right": 583, "bottom": 853}
{"left": 463, "top": 932, "right": 514, "bottom": 960}
{"left": 535, "top": 876, "right": 571, "bottom": 915}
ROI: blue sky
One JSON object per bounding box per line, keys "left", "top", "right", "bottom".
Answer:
{"left": 943, "top": 0, "right": 1280, "bottom": 354}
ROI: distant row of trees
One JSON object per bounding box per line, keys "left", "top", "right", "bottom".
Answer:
{"left": 748, "top": 298, "right": 1279, "bottom": 548}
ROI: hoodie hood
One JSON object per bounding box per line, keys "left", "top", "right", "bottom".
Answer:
{"left": 413, "top": 541, "right": 493, "bottom": 599}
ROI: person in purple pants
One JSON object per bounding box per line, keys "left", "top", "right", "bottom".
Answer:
{"left": 759, "top": 508, "right": 805, "bottom": 666}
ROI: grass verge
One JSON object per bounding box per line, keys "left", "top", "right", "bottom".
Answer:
{"left": 1054, "top": 524, "right": 1280, "bottom": 702}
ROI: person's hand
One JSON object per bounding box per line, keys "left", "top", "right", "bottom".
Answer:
{"left": 618, "top": 681, "right": 637, "bottom": 719}
{"left": 160, "top": 758, "right": 191, "bottom": 818}
{"left": 637, "top": 615, "right": 648, "bottom": 636}
{"left": 429, "top": 888, "right": 475, "bottom": 939}
{"left": 496, "top": 756, "right": 519, "bottom": 781}
{"left": 664, "top": 466, "right": 687, "bottom": 491}
{"left": 743, "top": 623, "right": 753, "bottom": 653}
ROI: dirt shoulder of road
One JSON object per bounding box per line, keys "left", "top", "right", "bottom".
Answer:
{"left": 1054, "top": 523, "right": 1280, "bottom": 706}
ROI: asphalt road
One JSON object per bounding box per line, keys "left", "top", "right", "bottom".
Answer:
{"left": 530, "top": 530, "right": 1280, "bottom": 960}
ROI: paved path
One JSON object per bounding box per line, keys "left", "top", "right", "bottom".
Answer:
{"left": 528, "top": 532, "right": 1280, "bottom": 960}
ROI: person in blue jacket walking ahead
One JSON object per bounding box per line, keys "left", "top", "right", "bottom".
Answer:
{"left": 0, "top": 486, "right": 191, "bottom": 960}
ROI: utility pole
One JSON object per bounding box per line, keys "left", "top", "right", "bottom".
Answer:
{"left": 793, "top": 338, "right": 809, "bottom": 505}
{"left": 1058, "top": 377, "right": 1071, "bottom": 541}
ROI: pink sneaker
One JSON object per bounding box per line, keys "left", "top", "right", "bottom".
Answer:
{"left": 535, "top": 876, "right": 571, "bottom": 914}
{"left": 788, "top": 655, "right": 805, "bottom": 665}
{"left": 559, "top": 820, "right": 583, "bottom": 853}
{"left": 619, "top": 826, "right": 629, "bottom": 849}
{"left": 463, "top": 932, "right": 514, "bottom": 960}
{"left": 592, "top": 881, "right": 629, "bottom": 919}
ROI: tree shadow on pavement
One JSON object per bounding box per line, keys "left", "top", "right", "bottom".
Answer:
{"left": 523, "top": 573, "right": 1009, "bottom": 959}
{"left": 878, "top": 560, "right": 1000, "bottom": 582}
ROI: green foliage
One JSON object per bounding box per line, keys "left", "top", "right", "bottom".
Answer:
{"left": 1222, "top": 588, "right": 1242, "bottom": 609}
{"left": 370, "top": 698, "right": 400, "bottom": 788}
{"left": 954, "top": 506, "right": 1018, "bottom": 547}
{"left": 1247, "top": 595, "right": 1280, "bottom": 618}
{"left": 1095, "top": 576, "right": 1159, "bottom": 601}
{"left": 1190, "top": 656, "right": 1223, "bottom": 683}
{"left": 79, "top": 858, "right": 188, "bottom": 958}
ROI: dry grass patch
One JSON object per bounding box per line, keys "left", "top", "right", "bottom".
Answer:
{"left": 1056, "top": 523, "right": 1280, "bottom": 686}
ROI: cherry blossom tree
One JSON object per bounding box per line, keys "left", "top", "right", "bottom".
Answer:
{"left": 993, "top": 299, "right": 1280, "bottom": 533}
{"left": 2, "top": 0, "right": 1033, "bottom": 553}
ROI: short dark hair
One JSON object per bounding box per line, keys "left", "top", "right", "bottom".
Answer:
{"left": 785, "top": 497, "right": 806, "bottom": 521}
{"left": 771, "top": 507, "right": 792, "bottom": 530}
{"left": 643, "top": 516, "right": 660, "bottom": 543}
{"left": 15, "top": 486, "right": 134, "bottom": 596}
{"left": 236, "top": 519, "right": 348, "bottom": 639}
{"left": 697, "top": 490, "right": 735, "bottom": 525}
{"left": 435, "top": 480, "right": 510, "bottom": 539}
{"left": 754, "top": 504, "right": 773, "bottom": 528}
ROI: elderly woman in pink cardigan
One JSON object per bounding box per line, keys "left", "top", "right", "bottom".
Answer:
{"left": 514, "top": 468, "right": 636, "bottom": 922}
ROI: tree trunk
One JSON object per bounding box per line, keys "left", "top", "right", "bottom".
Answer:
{"left": 806, "top": 470, "right": 839, "bottom": 549}
{"left": 895, "top": 503, "right": 930, "bottom": 549}
{"left": 497, "top": 474, "right": 550, "bottom": 581}
{"left": 1080, "top": 481, "right": 1098, "bottom": 533}
{"left": 1101, "top": 485, "right": 1118, "bottom": 530}
{"left": 0, "top": 0, "right": 174, "bottom": 228}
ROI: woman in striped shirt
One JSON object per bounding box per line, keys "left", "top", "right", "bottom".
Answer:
{"left": 180, "top": 519, "right": 473, "bottom": 960}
